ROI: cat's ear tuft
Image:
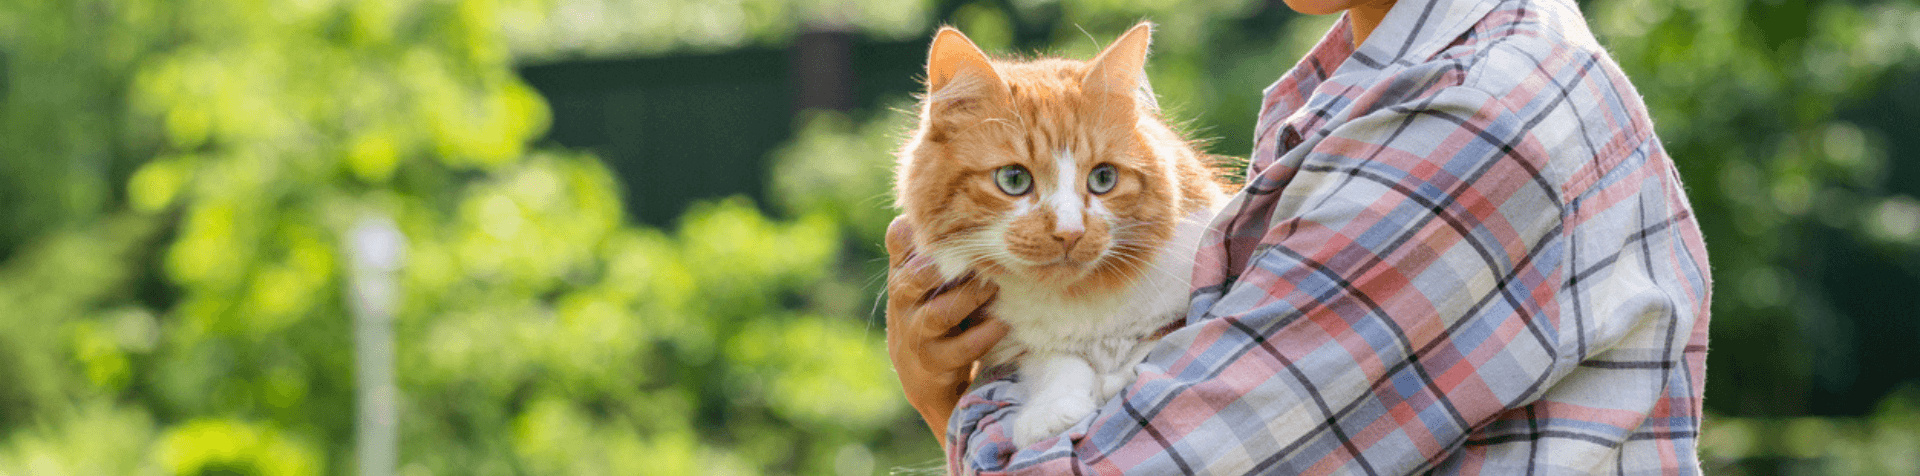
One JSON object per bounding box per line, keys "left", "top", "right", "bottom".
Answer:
{"left": 1082, "top": 22, "right": 1156, "bottom": 107}
{"left": 926, "top": 27, "right": 1006, "bottom": 107}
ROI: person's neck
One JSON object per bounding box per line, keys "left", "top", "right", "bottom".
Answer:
{"left": 1347, "top": 0, "right": 1397, "bottom": 49}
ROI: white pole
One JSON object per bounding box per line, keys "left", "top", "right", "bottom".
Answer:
{"left": 347, "top": 215, "right": 405, "bottom": 476}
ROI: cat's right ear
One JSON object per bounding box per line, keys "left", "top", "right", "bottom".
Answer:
{"left": 925, "top": 27, "right": 1007, "bottom": 113}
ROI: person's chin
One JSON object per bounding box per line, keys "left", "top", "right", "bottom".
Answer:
{"left": 1282, "top": 0, "right": 1357, "bottom": 15}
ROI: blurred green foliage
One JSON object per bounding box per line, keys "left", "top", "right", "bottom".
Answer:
{"left": 0, "top": 0, "right": 924, "bottom": 474}
{"left": 1, "top": 0, "right": 1918, "bottom": 475}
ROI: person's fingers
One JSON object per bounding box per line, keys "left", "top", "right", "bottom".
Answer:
{"left": 884, "top": 216, "right": 938, "bottom": 315}
{"left": 886, "top": 255, "right": 945, "bottom": 333}
{"left": 914, "top": 278, "right": 997, "bottom": 338}
{"left": 928, "top": 316, "right": 1009, "bottom": 368}
{"left": 894, "top": 254, "right": 943, "bottom": 296}
{"left": 886, "top": 216, "right": 917, "bottom": 269}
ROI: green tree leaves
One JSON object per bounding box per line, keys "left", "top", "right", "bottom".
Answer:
{"left": 0, "top": 0, "right": 910, "bottom": 474}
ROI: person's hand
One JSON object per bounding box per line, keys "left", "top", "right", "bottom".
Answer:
{"left": 885, "top": 216, "right": 1008, "bottom": 446}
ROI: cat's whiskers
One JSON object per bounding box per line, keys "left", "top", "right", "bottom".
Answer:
{"left": 916, "top": 230, "right": 1029, "bottom": 279}
{"left": 1100, "top": 229, "right": 1193, "bottom": 285}
{"left": 1101, "top": 243, "right": 1182, "bottom": 285}
{"left": 1110, "top": 254, "right": 1186, "bottom": 293}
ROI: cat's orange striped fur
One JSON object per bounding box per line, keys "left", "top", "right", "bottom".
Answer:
{"left": 894, "top": 23, "right": 1234, "bottom": 446}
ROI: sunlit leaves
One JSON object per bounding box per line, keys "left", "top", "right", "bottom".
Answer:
{"left": 1702, "top": 389, "right": 1920, "bottom": 473}
{"left": 447, "top": 154, "right": 620, "bottom": 291}
{"left": 156, "top": 419, "right": 322, "bottom": 476}
{"left": 1587, "top": 0, "right": 1920, "bottom": 440}
{"left": 1, "top": 0, "right": 905, "bottom": 474}
{"left": 128, "top": 156, "right": 195, "bottom": 212}
{"left": 1590, "top": 0, "right": 1920, "bottom": 305}
{"left": 769, "top": 110, "right": 912, "bottom": 243}
{"left": 505, "top": 0, "right": 934, "bottom": 59}
{"left": 509, "top": 397, "right": 760, "bottom": 475}
{"left": 68, "top": 319, "right": 135, "bottom": 391}
{"left": 727, "top": 316, "right": 902, "bottom": 429}
{"left": 0, "top": 404, "right": 161, "bottom": 476}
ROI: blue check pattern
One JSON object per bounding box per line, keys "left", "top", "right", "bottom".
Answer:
{"left": 947, "top": 0, "right": 1713, "bottom": 473}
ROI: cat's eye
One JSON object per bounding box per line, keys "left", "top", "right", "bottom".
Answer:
{"left": 994, "top": 165, "right": 1032, "bottom": 196}
{"left": 1087, "top": 164, "right": 1118, "bottom": 194}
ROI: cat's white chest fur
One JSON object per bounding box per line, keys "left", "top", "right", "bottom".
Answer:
{"left": 971, "top": 208, "right": 1215, "bottom": 446}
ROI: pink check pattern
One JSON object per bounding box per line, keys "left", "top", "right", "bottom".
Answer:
{"left": 946, "top": 0, "right": 1713, "bottom": 473}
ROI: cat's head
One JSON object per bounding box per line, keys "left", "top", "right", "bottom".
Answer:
{"left": 896, "top": 23, "right": 1218, "bottom": 293}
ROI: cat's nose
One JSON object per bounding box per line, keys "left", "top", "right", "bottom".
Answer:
{"left": 1052, "top": 228, "right": 1084, "bottom": 252}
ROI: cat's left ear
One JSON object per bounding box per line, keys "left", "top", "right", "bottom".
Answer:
{"left": 926, "top": 27, "right": 1007, "bottom": 109}
{"left": 1082, "top": 22, "right": 1157, "bottom": 111}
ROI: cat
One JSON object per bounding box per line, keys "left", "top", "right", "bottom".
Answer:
{"left": 894, "top": 23, "right": 1230, "bottom": 446}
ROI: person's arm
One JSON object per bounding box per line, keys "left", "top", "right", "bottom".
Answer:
{"left": 884, "top": 216, "right": 1009, "bottom": 447}
{"left": 947, "top": 86, "right": 1586, "bottom": 474}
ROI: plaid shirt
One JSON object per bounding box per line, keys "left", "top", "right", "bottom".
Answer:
{"left": 947, "top": 0, "right": 1713, "bottom": 473}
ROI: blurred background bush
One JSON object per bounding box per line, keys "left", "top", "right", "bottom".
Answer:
{"left": 0, "top": 0, "right": 1917, "bottom": 474}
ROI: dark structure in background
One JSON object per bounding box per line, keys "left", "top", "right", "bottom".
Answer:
{"left": 516, "top": 0, "right": 1071, "bottom": 226}
{"left": 1819, "top": 74, "right": 1920, "bottom": 415}
{"left": 517, "top": 34, "right": 928, "bottom": 226}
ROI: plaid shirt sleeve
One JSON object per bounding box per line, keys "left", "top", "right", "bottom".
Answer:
{"left": 945, "top": 0, "right": 1713, "bottom": 474}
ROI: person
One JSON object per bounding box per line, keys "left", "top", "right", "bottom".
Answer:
{"left": 885, "top": 0, "right": 1713, "bottom": 472}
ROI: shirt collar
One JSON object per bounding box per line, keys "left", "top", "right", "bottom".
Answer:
{"left": 1349, "top": 0, "right": 1497, "bottom": 69}
{"left": 1250, "top": 0, "right": 1498, "bottom": 172}
{"left": 1250, "top": 18, "right": 1351, "bottom": 171}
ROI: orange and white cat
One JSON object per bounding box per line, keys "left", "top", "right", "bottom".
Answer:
{"left": 895, "top": 23, "right": 1229, "bottom": 446}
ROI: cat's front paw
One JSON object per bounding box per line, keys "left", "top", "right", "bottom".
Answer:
{"left": 1012, "top": 396, "right": 1096, "bottom": 447}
